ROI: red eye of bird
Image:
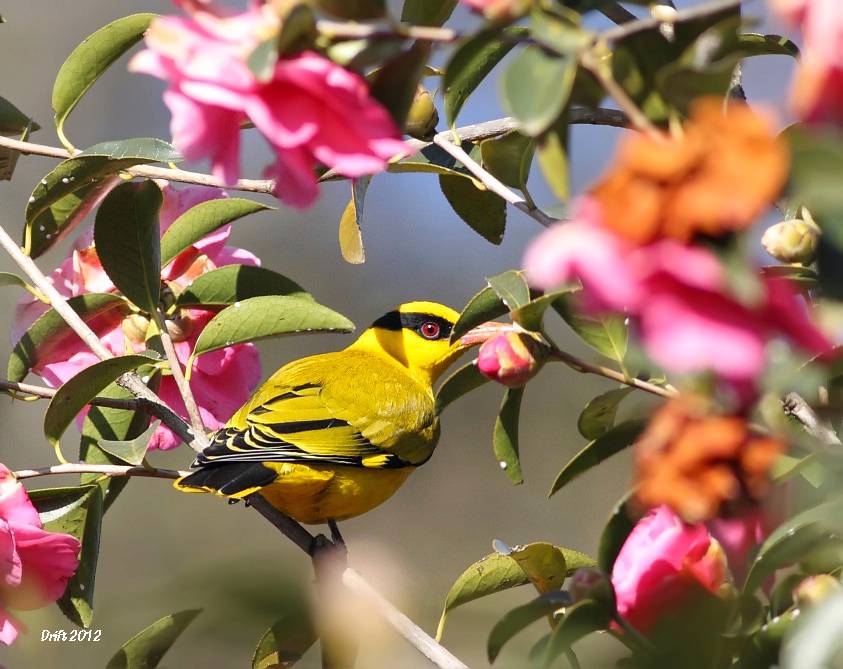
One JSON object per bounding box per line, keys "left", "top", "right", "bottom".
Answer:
{"left": 420, "top": 322, "right": 441, "bottom": 339}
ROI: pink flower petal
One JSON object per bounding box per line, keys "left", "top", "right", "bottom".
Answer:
{"left": 0, "top": 467, "right": 41, "bottom": 529}
{"left": 0, "top": 520, "right": 22, "bottom": 588}
{"left": 8, "top": 524, "right": 80, "bottom": 608}
{"left": 0, "top": 607, "right": 21, "bottom": 645}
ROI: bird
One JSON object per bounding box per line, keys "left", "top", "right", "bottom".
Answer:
{"left": 174, "top": 301, "right": 495, "bottom": 533}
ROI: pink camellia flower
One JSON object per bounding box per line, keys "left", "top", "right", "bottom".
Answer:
{"left": 460, "top": 0, "right": 532, "bottom": 21}
{"left": 611, "top": 505, "right": 729, "bottom": 635}
{"left": 12, "top": 182, "right": 262, "bottom": 451}
{"left": 706, "top": 511, "right": 768, "bottom": 583}
{"left": 770, "top": 0, "right": 843, "bottom": 124}
{"left": 0, "top": 464, "right": 80, "bottom": 645}
{"left": 129, "top": 1, "right": 407, "bottom": 208}
{"left": 476, "top": 331, "right": 546, "bottom": 387}
{"left": 524, "top": 198, "right": 832, "bottom": 386}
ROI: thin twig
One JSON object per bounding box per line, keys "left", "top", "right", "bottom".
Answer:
{"left": 0, "top": 223, "right": 201, "bottom": 451}
{"left": 549, "top": 348, "right": 676, "bottom": 399}
{"left": 601, "top": 0, "right": 742, "bottom": 43}
{"left": 13, "top": 463, "right": 188, "bottom": 480}
{"left": 432, "top": 134, "right": 556, "bottom": 228}
{"left": 782, "top": 392, "right": 842, "bottom": 446}
{"left": 317, "top": 19, "right": 457, "bottom": 43}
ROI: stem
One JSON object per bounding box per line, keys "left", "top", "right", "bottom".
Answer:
{"left": 0, "top": 222, "right": 201, "bottom": 451}
{"left": 154, "top": 311, "right": 209, "bottom": 450}
{"left": 549, "top": 348, "right": 676, "bottom": 399}
{"left": 316, "top": 19, "right": 457, "bottom": 43}
{"left": 601, "top": 0, "right": 742, "bottom": 43}
{"left": 432, "top": 134, "right": 556, "bottom": 228}
{"left": 782, "top": 392, "right": 842, "bottom": 446}
{"left": 13, "top": 463, "right": 188, "bottom": 480}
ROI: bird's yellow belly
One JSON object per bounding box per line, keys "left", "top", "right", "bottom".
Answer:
{"left": 258, "top": 463, "right": 415, "bottom": 524}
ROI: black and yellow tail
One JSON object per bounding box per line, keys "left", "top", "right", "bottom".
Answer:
{"left": 174, "top": 462, "right": 277, "bottom": 499}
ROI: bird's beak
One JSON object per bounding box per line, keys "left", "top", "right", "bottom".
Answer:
{"left": 454, "top": 321, "right": 518, "bottom": 349}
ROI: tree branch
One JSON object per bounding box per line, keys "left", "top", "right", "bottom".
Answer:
{"left": 601, "top": 0, "right": 742, "bottom": 43}
{"left": 316, "top": 19, "right": 457, "bottom": 43}
{"left": 13, "top": 463, "right": 188, "bottom": 480}
{"left": 782, "top": 392, "right": 842, "bottom": 446}
{"left": 549, "top": 349, "right": 676, "bottom": 399}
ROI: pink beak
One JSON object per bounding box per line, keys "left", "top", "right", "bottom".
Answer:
{"left": 457, "top": 321, "right": 519, "bottom": 347}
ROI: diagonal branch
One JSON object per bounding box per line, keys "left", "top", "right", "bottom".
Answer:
{"left": 601, "top": 0, "right": 742, "bottom": 43}
{"left": 13, "top": 462, "right": 188, "bottom": 480}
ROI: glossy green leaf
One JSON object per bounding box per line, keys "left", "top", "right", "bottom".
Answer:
{"left": 8, "top": 293, "right": 128, "bottom": 382}
{"left": 98, "top": 421, "right": 158, "bottom": 467}
{"left": 480, "top": 131, "right": 534, "bottom": 192}
{"left": 540, "top": 599, "right": 610, "bottom": 668}
{"left": 494, "top": 388, "right": 524, "bottom": 484}
{"left": 510, "top": 287, "right": 578, "bottom": 332}
{"left": 176, "top": 265, "right": 311, "bottom": 308}
{"left": 549, "top": 420, "right": 646, "bottom": 496}
{"left": 555, "top": 299, "right": 628, "bottom": 363}
{"left": 743, "top": 523, "right": 831, "bottom": 594}
{"left": 578, "top": 387, "right": 634, "bottom": 440}
{"left": 316, "top": 0, "right": 384, "bottom": 20}
{"left": 487, "top": 270, "right": 530, "bottom": 310}
{"left": 252, "top": 608, "right": 317, "bottom": 669}
{"left": 52, "top": 14, "right": 156, "bottom": 147}
{"left": 24, "top": 182, "right": 102, "bottom": 259}
{"left": 487, "top": 591, "right": 571, "bottom": 663}
{"left": 439, "top": 173, "right": 506, "bottom": 244}
{"left": 77, "top": 138, "right": 181, "bottom": 162}
{"left": 443, "top": 28, "right": 522, "bottom": 127}
{"left": 0, "top": 271, "right": 30, "bottom": 291}
{"left": 401, "top": 0, "right": 456, "bottom": 26}
{"left": 106, "top": 609, "right": 201, "bottom": 669}
{"left": 44, "top": 354, "right": 157, "bottom": 457}
{"left": 509, "top": 542, "right": 568, "bottom": 593}
{"left": 94, "top": 180, "right": 163, "bottom": 313}
{"left": 781, "top": 590, "right": 843, "bottom": 669}
{"left": 370, "top": 42, "right": 431, "bottom": 130}
{"left": 500, "top": 46, "right": 576, "bottom": 137}
{"left": 160, "top": 197, "right": 272, "bottom": 266}
{"left": 30, "top": 485, "right": 104, "bottom": 628}
{"left": 435, "top": 361, "right": 489, "bottom": 413}
{"left": 0, "top": 96, "right": 37, "bottom": 133}
{"left": 387, "top": 141, "right": 474, "bottom": 179}
{"left": 338, "top": 177, "right": 370, "bottom": 264}
{"left": 451, "top": 284, "right": 508, "bottom": 341}
{"left": 190, "top": 296, "right": 354, "bottom": 362}
{"left": 597, "top": 492, "right": 636, "bottom": 573}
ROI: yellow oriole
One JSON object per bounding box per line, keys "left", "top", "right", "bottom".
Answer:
{"left": 175, "top": 301, "right": 488, "bottom": 525}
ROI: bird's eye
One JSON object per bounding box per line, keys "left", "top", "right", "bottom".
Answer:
{"left": 419, "top": 321, "right": 441, "bottom": 340}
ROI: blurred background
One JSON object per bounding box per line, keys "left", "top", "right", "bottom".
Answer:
{"left": 0, "top": 1, "right": 793, "bottom": 667}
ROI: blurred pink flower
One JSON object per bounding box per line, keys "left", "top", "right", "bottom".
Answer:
{"left": 459, "top": 0, "right": 531, "bottom": 21}
{"left": 770, "top": 0, "right": 843, "bottom": 124}
{"left": 0, "top": 464, "right": 80, "bottom": 645}
{"left": 523, "top": 198, "right": 832, "bottom": 384}
{"left": 476, "top": 332, "right": 544, "bottom": 387}
{"left": 129, "top": 0, "right": 407, "bottom": 208}
{"left": 611, "top": 505, "right": 728, "bottom": 635}
{"left": 12, "top": 182, "right": 262, "bottom": 451}
{"left": 707, "top": 511, "right": 768, "bottom": 583}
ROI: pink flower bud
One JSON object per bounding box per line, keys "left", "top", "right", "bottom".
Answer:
{"left": 476, "top": 332, "right": 545, "bottom": 388}
{"left": 569, "top": 567, "right": 614, "bottom": 606}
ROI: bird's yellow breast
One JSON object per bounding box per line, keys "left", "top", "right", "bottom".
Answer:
{"left": 257, "top": 462, "right": 415, "bottom": 524}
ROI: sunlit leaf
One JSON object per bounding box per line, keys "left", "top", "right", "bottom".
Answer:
{"left": 549, "top": 420, "right": 646, "bottom": 496}
{"left": 537, "top": 115, "right": 571, "bottom": 201}
{"left": 578, "top": 387, "right": 634, "bottom": 440}
{"left": 160, "top": 197, "right": 272, "bottom": 267}
{"left": 52, "top": 14, "right": 156, "bottom": 147}
{"left": 439, "top": 173, "right": 506, "bottom": 244}
{"left": 338, "top": 177, "right": 370, "bottom": 264}
{"left": 451, "top": 284, "right": 508, "bottom": 341}
{"left": 480, "top": 131, "right": 534, "bottom": 192}
{"left": 94, "top": 180, "right": 162, "bottom": 313}
{"left": 435, "top": 361, "right": 489, "bottom": 413}
{"left": 106, "top": 609, "right": 201, "bottom": 669}
{"left": 509, "top": 542, "right": 568, "bottom": 593}
{"left": 252, "top": 607, "right": 317, "bottom": 669}
{"left": 98, "top": 421, "right": 158, "bottom": 467}
{"left": 487, "top": 270, "right": 530, "bottom": 310}
{"left": 555, "top": 298, "right": 628, "bottom": 363}
{"left": 176, "top": 265, "right": 311, "bottom": 308}
{"left": 494, "top": 388, "right": 524, "bottom": 484}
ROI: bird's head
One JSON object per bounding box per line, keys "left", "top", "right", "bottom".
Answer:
{"left": 350, "top": 301, "right": 496, "bottom": 384}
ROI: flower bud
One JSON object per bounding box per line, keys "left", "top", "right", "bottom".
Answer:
{"left": 165, "top": 313, "right": 195, "bottom": 343}
{"left": 761, "top": 215, "right": 820, "bottom": 265}
{"left": 122, "top": 314, "right": 151, "bottom": 344}
{"left": 405, "top": 86, "right": 438, "bottom": 140}
{"left": 569, "top": 567, "right": 614, "bottom": 607}
{"left": 794, "top": 574, "right": 841, "bottom": 608}
{"left": 476, "top": 331, "right": 545, "bottom": 388}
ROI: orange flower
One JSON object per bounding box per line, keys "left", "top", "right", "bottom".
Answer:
{"left": 634, "top": 398, "right": 783, "bottom": 523}
{"left": 591, "top": 98, "right": 788, "bottom": 245}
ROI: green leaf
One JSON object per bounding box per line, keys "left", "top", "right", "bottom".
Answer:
{"left": 176, "top": 265, "right": 311, "bottom": 308}
{"left": 487, "top": 270, "right": 530, "bottom": 310}
{"left": 0, "top": 96, "right": 37, "bottom": 133}
{"left": 401, "top": 0, "right": 457, "bottom": 26}
{"left": 387, "top": 141, "right": 475, "bottom": 179}
{"left": 743, "top": 523, "right": 832, "bottom": 594}
{"left": 52, "top": 14, "right": 156, "bottom": 147}
{"left": 338, "top": 177, "right": 370, "bottom": 264}
{"left": 369, "top": 42, "right": 431, "bottom": 130}
{"left": 252, "top": 608, "right": 317, "bottom": 669}
{"left": 106, "top": 609, "right": 201, "bottom": 669}
{"left": 540, "top": 599, "right": 610, "bottom": 669}
{"left": 24, "top": 182, "right": 101, "bottom": 259}
{"left": 487, "top": 592, "right": 571, "bottom": 663}
{"left": 77, "top": 138, "right": 181, "bottom": 162}
{"left": 30, "top": 485, "right": 104, "bottom": 628}
{"left": 8, "top": 293, "right": 129, "bottom": 382}
{"left": 537, "top": 115, "right": 571, "bottom": 201}
{"left": 597, "top": 492, "right": 636, "bottom": 573}
{"left": 443, "top": 28, "right": 522, "bottom": 128}
{"left": 439, "top": 174, "right": 506, "bottom": 244}
{"left": 160, "top": 197, "right": 272, "bottom": 266}
{"left": 500, "top": 46, "right": 577, "bottom": 137}
{"left": 316, "top": 0, "right": 384, "bottom": 20}
{"left": 494, "top": 388, "right": 524, "bottom": 484}
{"left": 549, "top": 420, "right": 646, "bottom": 496}
{"left": 781, "top": 590, "right": 843, "bottom": 669}
{"left": 0, "top": 271, "right": 30, "bottom": 291}
{"left": 94, "top": 180, "right": 163, "bottom": 313}
{"left": 190, "top": 296, "right": 354, "bottom": 362}
{"left": 44, "top": 354, "right": 157, "bottom": 458}
{"left": 451, "top": 284, "right": 509, "bottom": 341}
{"left": 510, "top": 287, "right": 578, "bottom": 332}
{"left": 508, "top": 542, "right": 568, "bottom": 593}
{"left": 435, "top": 361, "right": 489, "bottom": 413}
{"left": 480, "top": 131, "right": 534, "bottom": 192}
{"left": 555, "top": 299, "right": 628, "bottom": 363}
{"left": 578, "top": 387, "right": 634, "bottom": 440}
{"left": 98, "top": 421, "right": 158, "bottom": 467}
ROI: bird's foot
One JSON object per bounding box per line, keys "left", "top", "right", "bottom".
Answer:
{"left": 327, "top": 519, "right": 345, "bottom": 548}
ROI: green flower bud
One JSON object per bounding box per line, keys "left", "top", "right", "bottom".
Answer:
{"left": 761, "top": 211, "right": 820, "bottom": 264}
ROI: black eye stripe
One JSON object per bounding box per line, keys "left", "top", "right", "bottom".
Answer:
{"left": 371, "top": 311, "right": 453, "bottom": 340}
